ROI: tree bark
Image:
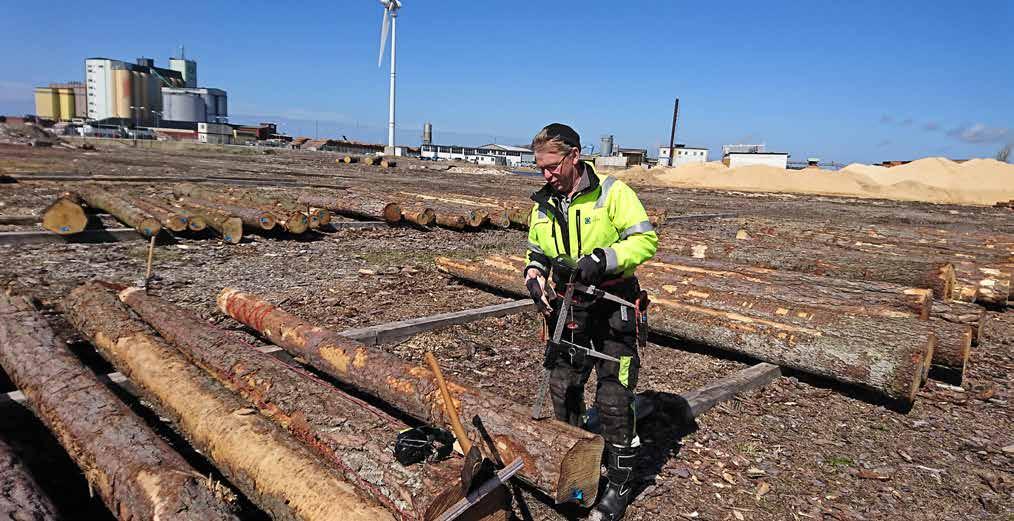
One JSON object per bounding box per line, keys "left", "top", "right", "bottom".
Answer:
{"left": 0, "top": 438, "right": 59, "bottom": 521}
{"left": 41, "top": 193, "right": 87, "bottom": 235}
{"left": 979, "top": 312, "right": 1014, "bottom": 349}
{"left": 927, "top": 319, "right": 972, "bottom": 378}
{"left": 951, "top": 260, "right": 1011, "bottom": 306}
{"left": 0, "top": 291, "right": 240, "bottom": 521}
{"left": 216, "top": 288, "right": 605, "bottom": 507}
{"left": 659, "top": 233, "right": 955, "bottom": 299}
{"left": 130, "top": 197, "right": 189, "bottom": 232}
{"left": 63, "top": 283, "right": 396, "bottom": 521}
{"left": 435, "top": 255, "right": 935, "bottom": 403}
{"left": 932, "top": 300, "right": 986, "bottom": 342}
{"left": 75, "top": 185, "right": 161, "bottom": 237}
{"left": 298, "top": 192, "right": 402, "bottom": 223}
{"left": 176, "top": 202, "right": 243, "bottom": 243}
{"left": 179, "top": 197, "right": 276, "bottom": 230}
{"left": 118, "top": 288, "right": 506, "bottom": 521}
{"left": 641, "top": 255, "right": 933, "bottom": 319}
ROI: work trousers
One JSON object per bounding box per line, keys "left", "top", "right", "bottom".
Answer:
{"left": 547, "top": 278, "right": 641, "bottom": 448}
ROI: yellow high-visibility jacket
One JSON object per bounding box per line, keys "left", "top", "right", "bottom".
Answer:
{"left": 525, "top": 162, "right": 658, "bottom": 279}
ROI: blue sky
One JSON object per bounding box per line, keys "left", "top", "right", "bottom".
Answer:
{"left": 1, "top": 1, "right": 1011, "bottom": 164}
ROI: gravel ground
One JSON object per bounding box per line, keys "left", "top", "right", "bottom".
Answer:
{"left": 0, "top": 142, "right": 1011, "bottom": 520}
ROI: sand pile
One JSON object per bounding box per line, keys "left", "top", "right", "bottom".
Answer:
{"left": 614, "top": 157, "right": 1014, "bottom": 206}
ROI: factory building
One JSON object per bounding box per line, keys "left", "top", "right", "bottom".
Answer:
{"left": 161, "top": 87, "right": 227, "bottom": 124}
{"left": 169, "top": 57, "right": 197, "bottom": 88}
{"left": 658, "top": 144, "right": 709, "bottom": 166}
{"left": 420, "top": 144, "right": 534, "bottom": 166}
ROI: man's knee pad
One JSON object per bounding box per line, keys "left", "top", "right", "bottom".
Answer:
{"left": 597, "top": 380, "right": 635, "bottom": 445}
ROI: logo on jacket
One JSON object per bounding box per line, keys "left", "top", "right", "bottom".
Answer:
{"left": 584, "top": 217, "right": 592, "bottom": 225}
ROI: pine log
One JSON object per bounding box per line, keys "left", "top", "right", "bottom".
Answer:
{"left": 435, "top": 255, "right": 935, "bottom": 403}
{"left": 75, "top": 185, "right": 161, "bottom": 237}
{"left": 641, "top": 256, "right": 933, "bottom": 319}
{"left": 174, "top": 205, "right": 207, "bottom": 231}
{"left": 41, "top": 193, "right": 87, "bottom": 235}
{"left": 131, "top": 197, "right": 188, "bottom": 232}
{"left": 176, "top": 202, "right": 242, "bottom": 243}
{"left": 927, "top": 319, "right": 972, "bottom": 379}
{"left": 979, "top": 312, "right": 1014, "bottom": 349}
{"left": 659, "top": 234, "right": 955, "bottom": 299}
{"left": 216, "top": 288, "right": 605, "bottom": 506}
{"left": 0, "top": 291, "right": 240, "bottom": 521}
{"left": 951, "top": 260, "right": 1011, "bottom": 306}
{"left": 313, "top": 208, "right": 331, "bottom": 226}
{"left": 298, "top": 192, "right": 402, "bottom": 223}
{"left": 467, "top": 208, "right": 489, "bottom": 228}
{"left": 118, "top": 288, "right": 505, "bottom": 521}
{"left": 436, "top": 212, "right": 468, "bottom": 230}
{"left": 401, "top": 203, "right": 436, "bottom": 227}
{"left": 343, "top": 155, "right": 359, "bottom": 164}
{"left": 62, "top": 283, "right": 396, "bottom": 521}
{"left": 0, "top": 438, "right": 59, "bottom": 520}
{"left": 380, "top": 159, "right": 396, "bottom": 168}
{"left": 180, "top": 197, "right": 276, "bottom": 230}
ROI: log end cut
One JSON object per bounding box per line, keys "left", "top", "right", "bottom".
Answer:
{"left": 41, "top": 197, "right": 87, "bottom": 235}
{"left": 382, "top": 203, "right": 403, "bottom": 223}
{"left": 221, "top": 217, "right": 243, "bottom": 244}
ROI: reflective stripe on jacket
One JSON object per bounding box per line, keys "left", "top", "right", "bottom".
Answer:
{"left": 525, "top": 162, "right": 658, "bottom": 278}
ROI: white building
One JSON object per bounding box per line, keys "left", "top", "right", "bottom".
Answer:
{"left": 420, "top": 144, "right": 534, "bottom": 166}
{"left": 725, "top": 152, "right": 789, "bottom": 169}
{"left": 198, "top": 122, "right": 232, "bottom": 144}
{"left": 658, "top": 145, "right": 709, "bottom": 166}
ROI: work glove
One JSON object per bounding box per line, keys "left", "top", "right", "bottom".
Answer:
{"left": 577, "top": 249, "right": 607, "bottom": 285}
{"left": 526, "top": 273, "right": 552, "bottom": 315}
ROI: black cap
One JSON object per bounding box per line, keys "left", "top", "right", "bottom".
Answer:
{"left": 539, "top": 123, "right": 581, "bottom": 150}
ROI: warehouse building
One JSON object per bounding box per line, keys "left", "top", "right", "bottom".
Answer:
{"left": 658, "top": 144, "right": 709, "bottom": 166}
{"left": 721, "top": 144, "right": 789, "bottom": 169}
{"left": 420, "top": 144, "right": 534, "bottom": 166}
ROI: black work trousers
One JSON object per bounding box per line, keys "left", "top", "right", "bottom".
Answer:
{"left": 547, "top": 278, "right": 641, "bottom": 448}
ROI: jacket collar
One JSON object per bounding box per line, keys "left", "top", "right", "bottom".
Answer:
{"left": 531, "top": 161, "right": 601, "bottom": 205}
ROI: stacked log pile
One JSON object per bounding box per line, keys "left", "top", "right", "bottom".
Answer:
{"left": 0, "top": 291, "right": 240, "bottom": 520}
{"left": 74, "top": 184, "right": 162, "bottom": 238}
{"left": 216, "top": 288, "right": 606, "bottom": 506}
{"left": 435, "top": 254, "right": 938, "bottom": 402}
{"left": 62, "top": 283, "right": 399, "bottom": 521}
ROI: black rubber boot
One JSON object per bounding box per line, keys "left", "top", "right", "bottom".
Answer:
{"left": 590, "top": 444, "right": 638, "bottom": 521}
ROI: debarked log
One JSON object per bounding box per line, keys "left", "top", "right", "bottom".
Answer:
{"left": 216, "top": 288, "right": 604, "bottom": 507}
{"left": 63, "top": 283, "right": 396, "bottom": 521}
{"left": 118, "top": 289, "right": 504, "bottom": 521}
{"left": 179, "top": 197, "right": 276, "bottom": 230}
{"left": 75, "top": 185, "right": 161, "bottom": 237}
{"left": 0, "top": 291, "right": 239, "bottom": 521}
{"left": 130, "top": 196, "right": 189, "bottom": 232}
{"left": 400, "top": 202, "right": 436, "bottom": 227}
{"left": 0, "top": 437, "right": 59, "bottom": 520}
{"left": 299, "top": 192, "right": 402, "bottom": 223}
{"left": 176, "top": 201, "right": 243, "bottom": 243}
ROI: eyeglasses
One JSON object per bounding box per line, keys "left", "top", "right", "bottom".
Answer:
{"left": 540, "top": 150, "right": 573, "bottom": 175}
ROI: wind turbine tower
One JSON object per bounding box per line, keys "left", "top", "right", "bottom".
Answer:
{"left": 378, "top": 0, "right": 402, "bottom": 155}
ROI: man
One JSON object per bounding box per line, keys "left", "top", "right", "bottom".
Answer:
{"left": 524, "top": 123, "right": 658, "bottom": 520}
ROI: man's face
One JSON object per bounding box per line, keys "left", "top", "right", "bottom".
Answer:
{"left": 536, "top": 147, "right": 579, "bottom": 193}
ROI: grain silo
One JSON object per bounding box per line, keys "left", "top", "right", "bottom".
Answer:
{"left": 138, "top": 72, "right": 151, "bottom": 123}
{"left": 162, "top": 89, "right": 206, "bottom": 122}
{"left": 113, "top": 67, "right": 132, "bottom": 119}
{"left": 600, "top": 135, "right": 614, "bottom": 156}
{"left": 34, "top": 87, "right": 59, "bottom": 120}
{"left": 56, "top": 88, "right": 75, "bottom": 121}
{"left": 423, "top": 122, "right": 432, "bottom": 145}
{"left": 215, "top": 93, "right": 227, "bottom": 120}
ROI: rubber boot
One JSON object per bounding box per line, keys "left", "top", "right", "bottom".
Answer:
{"left": 590, "top": 443, "right": 638, "bottom": 521}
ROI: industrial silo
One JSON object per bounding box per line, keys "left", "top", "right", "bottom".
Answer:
{"left": 600, "top": 135, "right": 614, "bottom": 156}
{"left": 34, "top": 87, "right": 59, "bottom": 120}
{"left": 201, "top": 91, "right": 217, "bottom": 122}
{"left": 72, "top": 84, "right": 86, "bottom": 118}
{"left": 215, "top": 93, "right": 227, "bottom": 120}
{"left": 113, "top": 68, "right": 132, "bottom": 119}
{"left": 147, "top": 75, "right": 162, "bottom": 116}
{"left": 138, "top": 72, "right": 150, "bottom": 123}
{"left": 423, "top": 122, "right": 432, "bottom": 144}
{"left": 131, "top": 71, "right": 144, "bottom": 122}
{"left": 163, "top": 90, "right": 205, "bottom": 122}
{"left": 56, "top": 88, "right": 75, "bottom": 121}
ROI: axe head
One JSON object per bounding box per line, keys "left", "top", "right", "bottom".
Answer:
{"left": 460, "top": 446, "right": 496, "bottom": 494}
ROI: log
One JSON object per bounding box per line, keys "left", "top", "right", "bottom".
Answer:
{"left": 0, "top": 438, "right": 59, "bottom": 520}
{"left": 435, "top": 255, "right": 935, "bottom": 403}
{"left": 131, "top": 197, "right": 189, "bottom": 232}
{"left": 641, "top": 256, "right": 933, "bottom": 319}
{"left": 683, "top": 363, "right": 781, "bottom": 417}
{"left": 176, "top": 201, "right": 243, "bottom": 243}
{"left": 927, "top": 319, "right": 972, "bottom": 380}
{"left": 173, "top": 205, "right": 208, "bottom": 231}
{"left": 401, "top": 203, "right": 436, "bottom": 227}
{"left": 343, "top": 155, "right": 359, "bottom": 164}
{"left": 466, "top": 208, "right": 489, "bottom": 228}
{"left": 951, "top": 260, "right": 1011, "bottom": 306}
{"left": 659, "top": 233, "right": 955, "bottom": 299}
{"left": 979, "top": 312, "right": 1014, "bottom": 349}
{"left": 932, "top": 300, "right": 986, "bottom": 342}
{"left": 312, "top": 208, "right": 331, "bottom": 226}
{"left": 75, "top": 185, "right": 161, "bottom": 237}
{"left": 41, "top": 194, "right": 87, "bottom": 235}
{"left": 380, "top": 159, "right": 396, "bottom": 168}
{"left": 298, "top": 192, "right": 402, "bottom": 223}
{"left": 62, "top": 283, "right": 396, "bottom": 521}
{"left": 179, "top": 197, "right": 276, "bottom": 230}
{"left": 118, "top": 289, "right": 505, "bottom": 521}
{"left": 0, "top": 291, "right": 240, "bottom": 521}
{"left": 275, "top": 210, "right": 309, "bottom": 234}
{"left": 216, "top": 288, "right": 605, "bottom": 506}
{"left": 435, "top": 212, "right": 468, "bottom": 230}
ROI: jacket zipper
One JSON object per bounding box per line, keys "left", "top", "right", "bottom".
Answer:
{"left": 575, "top": 209, "right": 583, "bottom": 256}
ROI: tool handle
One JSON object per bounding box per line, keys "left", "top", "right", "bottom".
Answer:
{"left": 424, "top": 351, "right": 472, "bottom": 454}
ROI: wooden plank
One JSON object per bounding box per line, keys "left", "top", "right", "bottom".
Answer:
{"left": 340, "top": 299, "right": 534, "bottom": 345}
{"left": 683, "top": 362, "right": 782, "bottom": 417}
{"left": 0, "top": 228, "right": 142, "bottom": 246}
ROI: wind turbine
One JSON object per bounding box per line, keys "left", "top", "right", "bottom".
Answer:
{"left": 378, "top": 0, "right": 402, "bottom": 155}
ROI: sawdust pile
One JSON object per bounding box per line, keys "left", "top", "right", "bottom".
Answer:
{"left": 614, "top": 157, "right": 1014, "bottom": 206}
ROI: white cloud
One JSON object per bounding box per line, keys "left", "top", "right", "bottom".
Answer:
{"left": 946, "top": 123, "right": 1011, "bottom": 144}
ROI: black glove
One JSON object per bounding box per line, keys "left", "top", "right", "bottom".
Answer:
{"left": 526, "top": 277, "right": 550, "bottom": 314}
{"left": 576, "top": 249, "right": 607, "bottom": 285}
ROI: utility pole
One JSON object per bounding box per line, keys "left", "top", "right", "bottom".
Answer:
{"left": 667, "top": 98, "right": 679, "bottom": 167}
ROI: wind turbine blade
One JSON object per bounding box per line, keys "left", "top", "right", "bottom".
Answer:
{"left": 378, "top": 9, "right": 390, "bottom": 67}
